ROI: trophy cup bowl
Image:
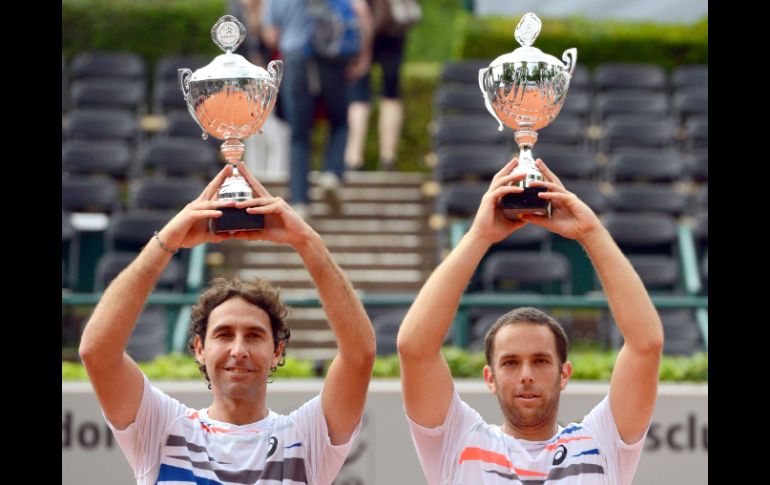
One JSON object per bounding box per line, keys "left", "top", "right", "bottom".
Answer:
{"left": 478, "top": 12, "right": 577, "bottom": 219}
{"left": 178, "top": 15, "right": 283, "bottom": 233}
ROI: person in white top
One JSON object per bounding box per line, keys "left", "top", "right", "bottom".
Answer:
{"left": 79, "top": 161, "right": 376, "bottom": 484}
{"left": 397, "top": 158, "right": 664, "bottom": 484}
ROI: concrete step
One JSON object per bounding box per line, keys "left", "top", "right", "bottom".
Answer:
{"left": 308, "top": 186, "right": 424, "bottom": 202}
{"left": 311, "top": 218, "right": 429, "bottom": 234}
{"left": 261, "top": 170, "right": 428, "bottom": 189}
{"left": 237, "top": 267, "right": 426, "bottom": 284}
{"left": 310, "top": 202, "right": 430, "bottom": 218}
{"left": 239, "top": 251, "right": 428, "bottom": 269}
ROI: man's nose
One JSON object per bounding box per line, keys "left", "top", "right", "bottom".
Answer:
{"left": 230, "top": 335, "right": 249, "bottom": 358}
{"left": 519, "top": 362, "right": 535, "bottom": 383}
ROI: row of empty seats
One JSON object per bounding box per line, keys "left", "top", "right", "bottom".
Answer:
{"left": 63, "top": 52, "right": 208, "bottom": 115}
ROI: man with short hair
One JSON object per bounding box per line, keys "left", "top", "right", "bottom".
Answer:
{"left": 79, "top": 161, "right": 376, "bottom": 485}
{"left": 397, "top": 158, "right": 664, "bottom": 484}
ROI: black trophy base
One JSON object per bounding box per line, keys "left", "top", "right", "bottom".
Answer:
{"left": 501, "top": 187, "right": 551, "bottom": 219}
{"left": 209, "top": 207, "right": 264, "bottom": 234}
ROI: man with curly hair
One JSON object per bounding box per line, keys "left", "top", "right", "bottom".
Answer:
{"left": 79, "top": 161, "right": 376, "bottom": 485}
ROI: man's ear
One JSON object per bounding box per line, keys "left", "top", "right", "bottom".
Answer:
{"left": 483, "top": 365, "right": 497, "bottom": 394}
{"left": 194, "top": 335, "right": 205, "bottom": 365}
{"left": 560, "top": 360, "right": 573, "bottom": 391}
{"left": 273, "top": 340, "right": 286, "bottom": 366}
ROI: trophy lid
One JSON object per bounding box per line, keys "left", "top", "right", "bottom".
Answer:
{"left": 189, "top": 15, "right": 274, "bottom": 83}
{"left": 487, "top": 12, "right": 563, "bottom": 68}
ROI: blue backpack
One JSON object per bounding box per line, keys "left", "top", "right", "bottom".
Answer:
{"left": 308, "top": 0, "right": 361, "bottom": 59}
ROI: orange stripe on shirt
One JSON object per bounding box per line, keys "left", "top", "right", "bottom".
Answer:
{"left": 458, "top": 447, "right": 547, "bottom": 477}
{"left": 459, "top": 447, "right": 513, "bottom": 469}
{"left": 544, "top": 436, "right": 593, "bottom": 450}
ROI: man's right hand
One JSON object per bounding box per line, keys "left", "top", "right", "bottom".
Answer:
{"left": 155, "top": 165, "right": 238, "bottom": 251}
{"left": 468, "top": 158, "right": 529, "bottom": 245}
{"left": 231, "top": 161, "right": 317, "bottom": 248}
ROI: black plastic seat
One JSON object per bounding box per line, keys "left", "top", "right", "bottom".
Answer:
{"left": 62, "top": 140, "right": 133, "bottom": 178}
{"left": 139, "top": 137, "right": 219, "bottom": 177}
{"left": 685, "top": 116, "right": 708, "bottom": 150}
{"left": 563, "top": 179, "right": 608, "bottom": 214}
{"left": 607, "top": 309, "right": 702, "bottom": 353}
{"left": 433, "top": 145, "right": 511, "bottom": 183}
{"left": 535, "top": 145, "right": 598, "bottom": 179}
{"left": 481, "top": 251, "right": 571, "bottom": 294}
{"left": 559, "top": 91, "right": 591, "bottom": 120}
{"left": 672, "top": 65, "right": 708, "bottom": 91}
{"left": 673, "top": 91, "right": 708, "bottom": 123}
{"left": 105, "top": 210, "right": 178, "bottom": 251}
{"left": 493, "top": 224, "right": 551, "bottom": 252}
{"left": 537, "top": 115, "right": 586, "bottom": 146}
{"left": 596, "top": 91, "right": 669, "bottom": 121}
{"left": 688, "top": 149, "right": 708, "bottom": 182}
{"left": 606, "top": 149, "right": 685, "bottom": 183}
{"left": 62, "top": 176, "right": 121, "bottom": 213}
{"left": 594, "top": 63, "right": 666, "bottom": 92}
{"left": 64, "top": 109, "right": 138, "bottom": 142}
{"left": 434, "top": 85, "right": 488, "bottom": 115}
{"left": 603, "top": 212, "right": 678, "bottom": 256}
{"left": 602, "top": 117, "right": 677, "bottom": 152}
{"left": 627, "top": 255, "right": 680, "bottom": 290}
{"left": 153, "top": 79, "right": 189, "bottom": 114}
{"left": 608, "top": 184, "right": 689, "bottom": 216}
{"left": 71, "top": 52, "right": 146, "bottom": 82}
{"left": 569, "top": 64, "right": 591, "bottom": 92}
{"left": 129, "top": 177, "right": 205, "bottom": 211}
{"left": 165, "top": 110, "right": 208, "bottom": 138}
{"left": 95, "top": 251, "right": 184, "bottom": 291}
{"left": 70, "top": 79, "right": 146, "bottom": 112}
{"left": 434, "top": 183, "right": 488, "bottom": 218}
{"left": 433, "top": 115, "right": 507, "bottom": 148}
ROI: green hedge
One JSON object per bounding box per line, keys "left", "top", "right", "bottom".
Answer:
{"left": 452, "top": 13, "right": 708, "bottom": 69}
{"left": 62, "top": 348, "right": 708, "bottom": 382}
{"left": 62, "top": 0, "right": 225, "bottom": 67}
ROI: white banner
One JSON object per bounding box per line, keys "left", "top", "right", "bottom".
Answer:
{"left": 63, "top": 380, "right": 707, "bottom": 484}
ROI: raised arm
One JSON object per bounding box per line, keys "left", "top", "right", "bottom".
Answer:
{"left": 78, "top": 166, "right": 237, "bottom": 429}
{"left": 523, "top": 159, "right": 664, "bottom": 444}
{"left": 397, "top": 160, "right": 527, "bottom": 427}
{"left": 233, "top": 162, "right": 376, "bottom": 445}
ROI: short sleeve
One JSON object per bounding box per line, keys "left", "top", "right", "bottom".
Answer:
{"left": 289, "top": 395, "right": 362, "bottom": 485}
{"left": 405, "top": 392, "right": 484, "bottom": 485}
{"left": 103, "top": 375, "right": 188, "bottom": 478}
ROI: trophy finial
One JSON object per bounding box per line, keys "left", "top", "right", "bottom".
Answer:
{"left": 515, "top": 12, "right": 542, "bottom": 47}
{"left": 211, "top": 15, "right": 246, "bottom": 53}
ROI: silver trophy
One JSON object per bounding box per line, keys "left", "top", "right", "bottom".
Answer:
{"left": 179, "top": 15, "right": 283, "bottom": 233}
{"left": 478, "top": 12, "right": 577, "bottom": 219}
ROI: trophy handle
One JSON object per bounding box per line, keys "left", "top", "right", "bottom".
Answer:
{"left": 562, "top": 48, "right": 577, "bottom": 76}
{"left": 478, "top": 68, "right": 505, "bottom": 132}
{"left": 177, "top": 68, "right": 209, "bottom": 140}
{"left": 267, "top": 60, "right": 283, "bottom": 88}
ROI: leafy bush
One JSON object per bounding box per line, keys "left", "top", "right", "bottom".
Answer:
{"left": 63, "top": 349, "right": 707, "bottom": 382}
{"left": 453, "top": 13, "right": 708, "bottom": 69}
